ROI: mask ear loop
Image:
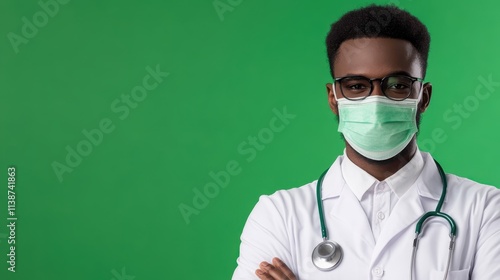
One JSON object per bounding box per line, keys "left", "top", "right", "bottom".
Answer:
{"left": 332, "top": 82, "right": 340, "bottom": 101}
{"left": 415, "top": 82, "right": 425, "bottom": 110}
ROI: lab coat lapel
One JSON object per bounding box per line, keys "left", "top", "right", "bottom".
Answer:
{"left": 329, "top": 182, "right": 376, "bottom": 249}
{"left": 322, "top": 158, "right": 376, "bottom": 249}
{"left": 371, "top": 183, "right": 424, "bottom": 260}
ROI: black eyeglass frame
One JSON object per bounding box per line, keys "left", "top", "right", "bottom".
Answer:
{"left": 333, "top": 74, "right": 425, "bottom": 101}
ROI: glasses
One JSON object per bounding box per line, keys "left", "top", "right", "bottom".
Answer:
{"left": 333, "top": 74, "right": 424, "bottom": 101}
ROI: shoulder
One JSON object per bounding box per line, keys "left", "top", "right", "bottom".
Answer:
{"left": 252, "top": 181, "right": 317, "bottom": 218}
{"left": 268, "top": 181, "right": 317, "bottom": 204}
{"left": 420, "top": 151, "right": 499, "bottom": 200}
{"left": 446, "top": 172, "right": 500, "bottom": 203}
{"left": 250, "top": 156, "right": 345, "bottom": 220}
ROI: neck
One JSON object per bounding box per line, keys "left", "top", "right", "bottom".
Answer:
{"left": 345, "top": 139, "right": 417, "bottom": 181}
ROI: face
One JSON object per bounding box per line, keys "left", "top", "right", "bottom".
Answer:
{"left": 326, "top": 37, "right": 432, "bottom": 116}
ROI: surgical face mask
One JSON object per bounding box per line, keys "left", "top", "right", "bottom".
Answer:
{"left": 334, "top": 88, "right": 422, "bottom": 161}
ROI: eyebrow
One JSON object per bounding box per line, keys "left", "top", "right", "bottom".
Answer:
{"left": 342, "top": 70, "right": 414, "bottom": 78}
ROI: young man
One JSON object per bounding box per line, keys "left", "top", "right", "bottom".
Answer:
{"left": 232, "top": 4, "right": 500, "bottom": 280}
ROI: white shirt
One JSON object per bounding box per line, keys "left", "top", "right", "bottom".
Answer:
{"left": 341, "top": 149, "right": 424, "bottom": 241}
{"left": 232, "top": 151, "right": 500, "bottom": 280}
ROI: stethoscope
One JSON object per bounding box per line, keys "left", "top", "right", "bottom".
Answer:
{"left": 312, "top": 160, "right": 457, "bottom": 280}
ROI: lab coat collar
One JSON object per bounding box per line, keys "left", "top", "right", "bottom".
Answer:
{"left": 414, "top": 151, "right": 447, "bottom": 202}
{"left": 320, "top": 156, "right": 344, "bottom": 200}
{"left": 320, "top": 150, "right": 442, "bottom": 201}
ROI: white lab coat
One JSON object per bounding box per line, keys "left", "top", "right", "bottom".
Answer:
{"left": 232, "top": 152, "right": 500, "bottom": 280}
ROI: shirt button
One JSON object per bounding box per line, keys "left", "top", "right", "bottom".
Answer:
{"left": 378, "top": 184, "right": 386, "bottom": 192}
{"left": 377, "top": 212, "right": 385, "bottom": 220}
{"left": 372, "top": 266, "right": 384, "bottom": 277}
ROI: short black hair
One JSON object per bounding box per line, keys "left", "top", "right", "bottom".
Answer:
{"left": 325, "top": 4, "right": 431, "bottom": 78}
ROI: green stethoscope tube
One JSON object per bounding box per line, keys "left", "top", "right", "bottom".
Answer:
{"left": 316, "top": 168, "right": 330, "bottom": 240}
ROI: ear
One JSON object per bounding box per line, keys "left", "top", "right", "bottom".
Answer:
{"left": 419, "top": 82, "right": 432, "bottom": 113}
{"left": 326, "top": 83, "right": 339, "bottom": 115}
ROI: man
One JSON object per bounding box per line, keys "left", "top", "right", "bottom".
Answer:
{"left": 232, "top": 4, "right": 500, "bottom": 280}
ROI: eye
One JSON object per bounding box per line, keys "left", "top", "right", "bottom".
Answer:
{"left": 342, "top": 78, "right": 371, "bottom": 92}
{"left": 347, "top": 83, "right": 368, "bottom": 90}
{"left": 385, "top": 76, "right": 413, "bottom": 92}
{"left": 388, "top": 83, "right": 410, "bottom": 90}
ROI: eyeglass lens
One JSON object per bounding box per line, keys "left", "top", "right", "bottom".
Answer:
{"left": 339, "top": 76, "right": 418, "bottom": 100}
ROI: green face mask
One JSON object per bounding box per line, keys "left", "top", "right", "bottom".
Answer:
{"left": 336, "top": 94, "right": 421, "bottom": 161}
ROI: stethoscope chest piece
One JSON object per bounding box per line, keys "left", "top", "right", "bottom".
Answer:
{"left": 312, "top": 240, "right": 343, "bottom": 271}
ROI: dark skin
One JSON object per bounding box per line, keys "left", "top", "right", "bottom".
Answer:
{"left": 256, "top": 37, "right": 433, "bottom": 279}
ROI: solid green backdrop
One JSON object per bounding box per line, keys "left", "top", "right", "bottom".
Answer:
{"left": 1, "top": 0, "right": 499, "bottom": 279}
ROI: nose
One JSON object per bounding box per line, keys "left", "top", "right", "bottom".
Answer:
{"left": 371, "top": 79, "right": 384, "bottom": 97}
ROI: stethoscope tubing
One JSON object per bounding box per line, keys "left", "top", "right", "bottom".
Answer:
{"left": 313, "top": 159, "right": 457, "bottom": 279}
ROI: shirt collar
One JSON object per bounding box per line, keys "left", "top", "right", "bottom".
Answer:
{"left": 341, "top": 149, "right": 377, "bottom": 200}
{"left": 386, "top": 149, "right": 424, "bottom": 198}
{"left": 340, "top": 148, "right": 425, "bottom": 201}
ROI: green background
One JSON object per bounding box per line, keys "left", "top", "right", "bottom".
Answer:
{"left": 1, "top": 0, "right": 499, "bottom": 279}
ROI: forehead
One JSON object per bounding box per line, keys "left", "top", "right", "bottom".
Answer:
{"left": 334, "top": 37, "right": 422, "bottom": 77}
